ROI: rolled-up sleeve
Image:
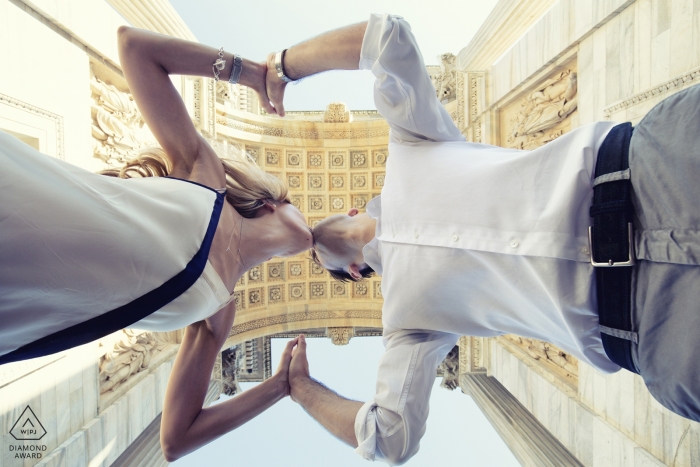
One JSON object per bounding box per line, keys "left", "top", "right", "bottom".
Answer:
{"left": 354, "top": 330, "right": 459, "bottom": 465}
{"left": 360, "top": 14, "right": 465, "bottom": 144}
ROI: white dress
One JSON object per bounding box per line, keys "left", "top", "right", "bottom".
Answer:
{"left": 0, "top": 129, "right": 233, "bottom": 363}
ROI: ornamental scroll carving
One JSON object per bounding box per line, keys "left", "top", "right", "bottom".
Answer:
{"left": 506, "top": 70, "right": 577, "bottom": 150}
{"left": 324, "top": 102, "right": 352, "bottom": 123}
{"left": 90, "top": 77, "right": 154, "bottom": 165}
{"left": 98, "top": 330, "right": 169, "bottom": 395}
{"left": 327, "top": 327, "right": 353, "bottom": 345}
{"left": 499, "top": 335, "right": 578, "bottom": 383}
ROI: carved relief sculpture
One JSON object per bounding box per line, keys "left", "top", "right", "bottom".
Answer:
{"left": 323, "top": 102, "right": 352, "bottom": 123}
{"left": 434, "top": 53, "right": 457, "bottom": 103}
{"left": 437, "top": 345, "right": 459, "bottom": 390}
{"left": 327, "top": 327, "right": 354, "bottom": 345}
{"left": 221, "top": 345, "right": 243, "bottom": 396}
{"left": 507, "top": 70, "right": 578, "bottom": 150}
{"left": 90, "top": 76, "right": 154, "bottom": 165}
{"left": 98, "top": 329, "right": 169, "bottom": 395}
{"left": 499, "top": 335, "right": 578, "bottom": 385}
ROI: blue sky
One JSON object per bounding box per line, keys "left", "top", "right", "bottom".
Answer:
{"left": 167, "top": 1, "right": 520, "bottom": 466}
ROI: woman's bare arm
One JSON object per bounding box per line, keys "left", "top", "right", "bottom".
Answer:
{"left": 160, "top": 303, "right": 298, "bottom": 461}
{"left": 116, "top": 27, "right": 274, "bottom": 180}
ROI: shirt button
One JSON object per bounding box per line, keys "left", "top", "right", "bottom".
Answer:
{"left": 452, "top": 235, "right": 459, "bottom": 241}
{"left": 414, "top": 233, "right": 419, "bottom": 239}
{"left": 509, "top": 240, "right": 520, "bottom": 248}
{"left": 581, "top": 246, "right": 590, "bottom": 255}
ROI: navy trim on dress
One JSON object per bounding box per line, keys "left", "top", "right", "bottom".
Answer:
{"left": 0, "top": 191, "right": 225, "bottom": 365}
{"left": 164, "top": 176, "right": 225, "bottom": 194}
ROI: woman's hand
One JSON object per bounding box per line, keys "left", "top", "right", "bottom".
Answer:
{"left": 270, "top": 336, "right": 300, "bottom": 397}
{"left": 264, "top": 52, "right": 289, "bottom": 117}
{"left": 236, "top": 59, "right": 276, "bottom": 116}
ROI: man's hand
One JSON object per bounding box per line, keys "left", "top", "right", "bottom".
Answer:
{"left": 289, "top": 334, "right": 311, "bottom": 402}
{"left": 270, "top": 337, "right": 299, "bottom": 397}
{"left": 264, "top": 52, "right": 288, "bottom": 117}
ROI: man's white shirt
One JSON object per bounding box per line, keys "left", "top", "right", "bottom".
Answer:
{"left": 354, "top": 13, "right": 620, "bottom": 464}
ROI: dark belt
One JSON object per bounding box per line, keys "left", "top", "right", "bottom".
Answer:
{"left": 588, "top": 122, "right": 639, "bottom": 374}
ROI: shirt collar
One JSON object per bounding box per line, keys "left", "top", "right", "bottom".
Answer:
{"left": 362, "top": 196, "right": 383, "bottom": 275}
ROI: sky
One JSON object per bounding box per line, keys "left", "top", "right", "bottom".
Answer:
{"left": 168, "top": 0, "right": 503, "bottom": 111}
{"left": 166, "top": 1, "right": 520, "bottom": 466}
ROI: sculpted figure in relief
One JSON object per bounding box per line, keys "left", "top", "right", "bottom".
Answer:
{"left": 99, "top": 329, "right": 168, "bottom": 395}
{"left": 90, "top": 77, "right": 152, "bottom": 164}
{"left": 503, "top": 335, "right": 578, "bottom": 377}
{"left": 435, "top": 53, "right": 457, "bottom": 103}
{"left": 437, "top": 345, "right": 459, "bottom": 390}
{"left": 221, "top": 345, "right": 243, "bottom": 396}
{"left": 508, "top": 70, "right": 578, "bottom": 150}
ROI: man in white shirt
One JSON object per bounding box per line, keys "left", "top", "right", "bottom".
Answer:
{"left": 263, "top": 14, "right": 700, "bottom": 465}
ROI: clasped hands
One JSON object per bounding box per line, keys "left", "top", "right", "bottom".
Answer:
{"left": 243, "top": 53, "right": 291, "bottom": 118}
{"left": 271, "top": 334, "right": 312, "bottom": 402}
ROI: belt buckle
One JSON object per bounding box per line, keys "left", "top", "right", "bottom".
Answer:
{"left": 588, "top": 223, "right": 636, "bottom": 267}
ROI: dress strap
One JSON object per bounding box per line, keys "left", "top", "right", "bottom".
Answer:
{"left": 165, "top": 176, "right": 226, "bottom": 195}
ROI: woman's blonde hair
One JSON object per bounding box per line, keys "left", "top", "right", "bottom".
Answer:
{"left": 99, "top": 143, "right": 289, "bottom": 218}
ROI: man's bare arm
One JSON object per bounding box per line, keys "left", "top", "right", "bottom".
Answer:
{"left": 264, "top": 22, "right": 367, "bottom": 116}
{"left": 289, "top": 335, "right": 363, "bottom": 446}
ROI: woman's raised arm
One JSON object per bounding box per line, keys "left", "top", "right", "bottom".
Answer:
{"left": 159, "top": 302, "right": 298, "bottom": 461}
{"left": 116, "top": 27, "right": 274, "bottom": 178}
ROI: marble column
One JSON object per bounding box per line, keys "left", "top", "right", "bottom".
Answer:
{"left": 461, "top": 374, "right": 583, "bottom": 467}
{"left": 111, "top": 414, "right": 167, "bottom": 467}
{"left": 110, "top": 363, "right": 222, "bottom": 467}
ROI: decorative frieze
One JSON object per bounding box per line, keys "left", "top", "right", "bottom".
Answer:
{"left": 604, "top": 66, "right": 700, "bottom": 119}
{"left": 497, "top": 335, "right": 578, "bottom": 390}
{"left": 228, "top": 310, "right": 383, "bottom": 338}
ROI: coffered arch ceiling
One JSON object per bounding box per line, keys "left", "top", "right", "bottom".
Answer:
{"left": 210, "top": 97, "right": 390, "bottom": 347}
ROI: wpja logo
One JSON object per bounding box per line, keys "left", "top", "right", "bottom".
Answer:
{"left": 8, "top": 406, "right": 48, "bottom": 459}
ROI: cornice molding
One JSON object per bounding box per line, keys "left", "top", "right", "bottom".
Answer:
{"left": 457, "top": 0, "right": 558, "bottom": 72}
{"left": 216, "top": 114, "right": 389, "bottom": 141}
{"left": 105, "top": 0, "right": 196, "bottom": 40}
{"left": 604, "top": 67, "right": 700, "bottom": 119}
{"left": 229, "top": 309, "right": 382, "bottom": 338}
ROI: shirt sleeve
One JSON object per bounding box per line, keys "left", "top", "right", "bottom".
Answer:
{"left": 354, "top": 330, "right": 459, "bottom": 465}
{"left": 359, "top": 14, "right": 465, "bottom": 144}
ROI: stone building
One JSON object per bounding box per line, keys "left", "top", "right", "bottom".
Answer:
{"left": 1, "top": 0, "right": 700, "bottom": 466}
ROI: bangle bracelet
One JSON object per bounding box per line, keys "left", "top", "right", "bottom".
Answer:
{"left": 274, "top": 50, "right": 295, "bottom": 83}
{"left": 228, "top": 54, "right": 243, "bottom": 84}
{"left": 213, "top": 47, "right": 226, "bottom": 81}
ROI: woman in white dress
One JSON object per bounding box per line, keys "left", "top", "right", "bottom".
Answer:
{"left": 0, "top": 26, "right": 310, "bottom": 460}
